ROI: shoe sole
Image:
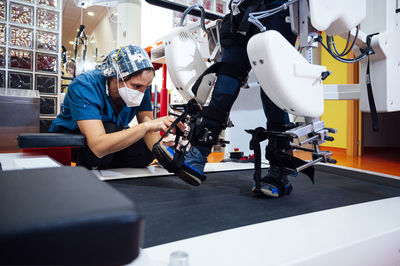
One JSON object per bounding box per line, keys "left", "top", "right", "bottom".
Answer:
{"left": 152, "top": 143, "right": 175, "bottom": 172}
{"left": 177, "top": 169, "right": 202, "bottom": 186}
{"left": 251, "top": 186, "right": 279, "bottom": 198}
{"left": 153, "top": 143, "right": 203, "bottom": 186}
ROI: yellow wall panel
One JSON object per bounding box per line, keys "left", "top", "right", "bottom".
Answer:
{"left": 320, "top": 33, "right": 350, "bottom": 149}
{"left": 321, "top": 100, "right": 348, "bottom": 148}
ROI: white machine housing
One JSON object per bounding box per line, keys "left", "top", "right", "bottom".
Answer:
{"left": 359, "top": 0, "right": 400, "bottom": 112}
{"left": 247, "top": 30, "right": 326, "bottom": 117}
{"left": 164, "top": 0, "right": 399, "bottom": 115}
{"left": 309, "top": 0, "right": 399, "bottom": 113}
{"left": 308, "top": 0, "right": 367, "bottom": 35}
{"left": 164, "top": 26, "right": 216, "bottom": 105}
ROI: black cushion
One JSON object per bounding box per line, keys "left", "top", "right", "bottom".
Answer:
{"left": 18, "top": 133, "right": 87, "bottom": 148}
{"left": 0, "top": 167, "right": 143, "bottom": 265}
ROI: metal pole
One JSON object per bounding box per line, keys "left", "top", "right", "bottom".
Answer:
{"left": 153, "top": 84, "right": 158, "bottom": 119}
{"left": 159, "top": 64, "right": 168, "bottom": 117}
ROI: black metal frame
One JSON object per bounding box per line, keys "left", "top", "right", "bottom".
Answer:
{"left": 145, "top": 0, "right": 224, "bottom": 20}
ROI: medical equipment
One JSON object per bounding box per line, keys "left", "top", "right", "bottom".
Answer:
{"left": 153, "top": 0, "right": 399, "bottom": 189}
{"left": 163, "top": 6, "right": 223, "bottom": 105}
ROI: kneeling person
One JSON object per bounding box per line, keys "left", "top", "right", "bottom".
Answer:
{"left": 50, "top": 45, "right": 177, "bottom": 169}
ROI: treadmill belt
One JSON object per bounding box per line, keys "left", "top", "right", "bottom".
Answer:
{"left": 108, "top": 165, "right": 400, "bottom": 248}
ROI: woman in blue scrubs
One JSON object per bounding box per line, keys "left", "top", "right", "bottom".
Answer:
{"left": 50, "top": 45, "right": 182, "bottom": 170}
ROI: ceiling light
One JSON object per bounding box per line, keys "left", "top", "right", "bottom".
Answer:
{"left": 87, "top": 11, "right": 94, "bottom": 16}
{"left": 74, "top": 0, "right": 91, "bottom": 9}
{"left": 69, "top": 41, "right": 74, "bottom": 45}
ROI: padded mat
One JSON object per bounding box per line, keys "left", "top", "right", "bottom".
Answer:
{"left": 108, "top": 165, "right": 400, "bottom": 248}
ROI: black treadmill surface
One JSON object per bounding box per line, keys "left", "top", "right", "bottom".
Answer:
{"left": 108, "top": 166, "right": 400, "bottom": 248}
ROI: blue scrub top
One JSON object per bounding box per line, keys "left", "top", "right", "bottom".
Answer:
{"left": 49, "top": 69, "right": 152, "bottom": 133}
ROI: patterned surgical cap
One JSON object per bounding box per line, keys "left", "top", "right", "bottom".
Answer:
{"left": 101, "top": 45, "right": 154, "bottom": 78}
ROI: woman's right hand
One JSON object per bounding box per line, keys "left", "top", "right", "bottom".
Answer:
{"left": 144, "top": 116, "right": 185, "bottom": 133}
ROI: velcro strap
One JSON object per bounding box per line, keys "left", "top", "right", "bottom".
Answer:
{"left": 191, "top": 62, "right": 248, "bottom": 97}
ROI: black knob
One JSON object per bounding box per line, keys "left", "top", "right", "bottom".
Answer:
{"left": 327, "top": 158, "right": 337, "bottom": 164}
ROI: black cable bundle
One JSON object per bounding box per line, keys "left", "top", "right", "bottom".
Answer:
{"left": 317, "top": 26, "right": 372, "bottom": 63}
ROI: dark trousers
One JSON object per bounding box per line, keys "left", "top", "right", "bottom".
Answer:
{"left": 76, "top": 122, "right": 155, "bottom": 170}
{"left": 195, "top": 9, "right": 296, "bottom": 156}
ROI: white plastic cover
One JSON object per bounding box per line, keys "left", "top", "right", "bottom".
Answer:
{"left": 164, "top": 27, "right": 215, "bottom": 105}
{"left": 309, "top": 0, "right": 366, "bottom": 35}
{"left": 247, "top": 30, "right": 326, "bottom": 117}
{"left": 360, "top": 0, "right": 400, "bottom": 112}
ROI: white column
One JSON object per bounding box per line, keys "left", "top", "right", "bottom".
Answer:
{"left": 117, "top": 0, "right": 142, "bottom": 47}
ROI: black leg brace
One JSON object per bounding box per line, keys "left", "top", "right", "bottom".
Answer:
{"left": 246, "top": 125, "right": 315, "bottom": 197}
{"left": 153, "top": 62, "right": 248, "bottom": 185}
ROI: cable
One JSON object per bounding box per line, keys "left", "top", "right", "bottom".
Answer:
{"left": 248, "top": 0, "right": 298, "bottom": 32}
{"left": 329, "top": 26, "right": 359, "bottom": 58}
{"left": 316, "top": 26, "right": 371, "bottom": 64}
{"left": 331, "top": 32, "right": 350, "bottom": 56}
{"left": 180, "top": 4, "right": 207, "bottom": 32}
{"left": 246, "top": 0, "right": 372, "bottom": 64}
{"left": 327, "top": 38, "right": 367, "bottom": 63}
{"left": 107, "top": 7, "right": 118, "bottom": 24}
{"left": 81, "top": 7, "right": 84, "bottom": 25}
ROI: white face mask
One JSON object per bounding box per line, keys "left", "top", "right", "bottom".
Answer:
{"left": 114, "top": 61, "right": 145, "bottom": 107}
{"left": 117, "top": 80, "right": 145, "bottom": 107}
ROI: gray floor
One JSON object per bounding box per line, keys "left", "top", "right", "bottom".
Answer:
{"left": 108, "top": 166, "right": 400, "bottom": 248}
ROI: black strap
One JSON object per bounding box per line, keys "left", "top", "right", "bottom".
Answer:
{"left": 155, "top": 111, "right": 188, "bottom": 147}
{"left": 74, "top": 25, "right": 88, "bottom": 71}
{"left": 237, "top": 2, "right": 262, "bottom": 33}
{"left": 247, "top": 127, "right": 269, "bottom": 190}
{"left": 74, "top": 25, "right": 86, "bottom": 59}
{"left": 154, "top": 100, "right": 202, "bottom": 169}
{"left": 253, "top": 138, "right": 262, "bottom": 190}
{"left": 201, "top": 106, "right": 229, "bottom": 125}
{"left": 191, "top": 62, "right": 248, "bottom": 97}
{"left": 366, "top": 57, "right": 379, "bottom": 132}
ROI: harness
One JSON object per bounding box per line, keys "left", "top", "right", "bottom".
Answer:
{"left": 220, "top": 0, "right": 283, "bottom": 48}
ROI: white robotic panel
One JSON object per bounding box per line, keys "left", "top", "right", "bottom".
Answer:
{"left": 309, "top": 0, "right": 366, "bottom": 35}
{"left": 247, "top": 30, "right": 326, "bottom": 117}
{"left": 359, "top": 0, "right": 400, "bottom": 112}
{"left": 164, "top": 27, "right": 215, "bottom": 105}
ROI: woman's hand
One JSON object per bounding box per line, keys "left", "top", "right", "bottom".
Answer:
{"left": 144, "top": 116, "right": 185, "bottom": 133}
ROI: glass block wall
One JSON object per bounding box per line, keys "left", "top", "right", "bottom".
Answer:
{"left": 0, "top": 0, "right": 61, "bottom": 131}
